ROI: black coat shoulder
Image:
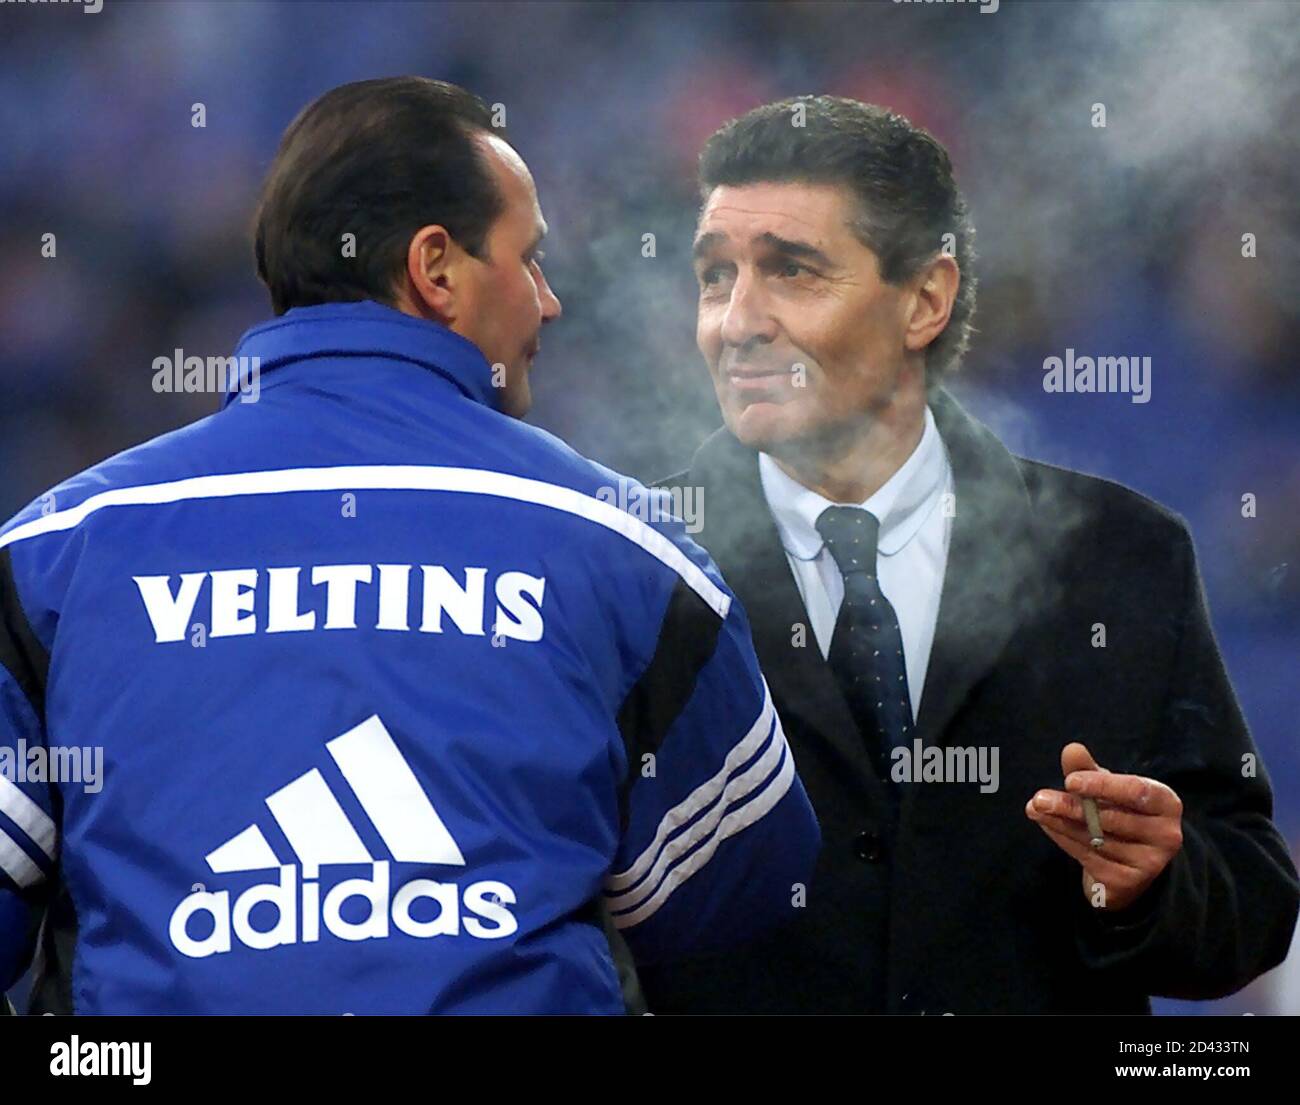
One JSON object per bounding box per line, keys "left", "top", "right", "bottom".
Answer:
{"left": 1016, "top": 456, "right": 1193, "bottom": 558}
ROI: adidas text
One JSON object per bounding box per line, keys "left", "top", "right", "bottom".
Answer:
{"left": 169, "top": 861, "right": 518, "bottom": 958}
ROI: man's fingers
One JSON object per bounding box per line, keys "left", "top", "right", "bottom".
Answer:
{"left": 1028, "top": 814, "right": 1132, "bottom": 884}
{"left": 1025, "top": 806, "right": 1152, "bottom": 866}
{"left": 1065, "top": 770, "right": 1182, "bottom": 816}
{"left": 1029, "top": 789, "right": 1180, "bottom": 846}
{"left": 1060, "top": 741, "right": 1101, "bottom": 778}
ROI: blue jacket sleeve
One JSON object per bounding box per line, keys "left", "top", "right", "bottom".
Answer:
{"left": 604, "top": 570, "right": 820, "bottom": 965}
{"left": 0, "top": 547, "right": 57, "bottom": 992}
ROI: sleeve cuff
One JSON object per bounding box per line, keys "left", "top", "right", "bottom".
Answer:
{"left": 1075, "top": 862, "right": 1176, "bottom": 963}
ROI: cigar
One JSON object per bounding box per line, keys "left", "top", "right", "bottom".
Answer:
{"left": 1083, "top": 797, "right": 1104, "bottom": 850}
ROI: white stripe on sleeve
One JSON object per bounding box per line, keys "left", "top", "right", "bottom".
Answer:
{"left": 605, "top": 682, "right": 776, "bottom": 896}
{"left": 604, "top": 710, "right": 786, "bottom": 916}
{"left": 0, "top": 825, "right": 45, "bottom": 889}
{"left": 0, "top": 775, "right": 57, "bottom": 861}
{"left": 610, "top": 738, "right": 797, "bottom": 930}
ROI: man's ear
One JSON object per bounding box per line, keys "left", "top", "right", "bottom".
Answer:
{"left": 902, "top": 252, "right": 960, "bottom": 357}
{"left": 399, "top": 224, "right": 460, "bottom": 324}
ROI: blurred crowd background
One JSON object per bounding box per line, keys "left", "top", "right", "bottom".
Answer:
{"left": 1, "top": 0, "right": 1297, "bottom": 1013}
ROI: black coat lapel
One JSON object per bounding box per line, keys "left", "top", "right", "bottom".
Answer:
{"left": 914, "top": 389, "right": 1045, "bottom": 750}
{"left": 676, "top": 429, "right": 890, "bottom": 808}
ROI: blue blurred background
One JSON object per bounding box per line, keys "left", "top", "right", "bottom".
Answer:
{"left": 1, "top": 0, "right": 1296, "bottom": 1013}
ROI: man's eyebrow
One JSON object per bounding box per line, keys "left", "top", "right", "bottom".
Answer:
{"left": 692, "top": 231, "right": 725, "bottom": 261}
{"left": 691, "top": 230, "right": 834, "bottom": 268}
{"left": 756, "top": 232, "right": 833, "bottom": 268}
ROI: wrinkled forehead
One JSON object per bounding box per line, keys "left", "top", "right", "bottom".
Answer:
{"left": 694, "top": 181, "right": 857, "bottom": 252}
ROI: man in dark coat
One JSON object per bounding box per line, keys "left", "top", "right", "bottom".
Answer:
{"left": 637, "top": 96, "right": 1299, "bottom": 1014}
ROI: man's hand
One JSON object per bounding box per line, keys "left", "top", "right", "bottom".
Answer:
{"left": 1024, "top": 742, "right": 1184, "bottom": 911}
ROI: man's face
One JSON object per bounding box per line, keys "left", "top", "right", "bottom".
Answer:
{"left": 693, "top": 181, "right": 914, "bottom": 452}
{"left": 455, "top": 133, "right": 562, "bottom": 417}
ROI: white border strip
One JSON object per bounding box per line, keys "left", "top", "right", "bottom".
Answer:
{"left": 611, "top": 744, "right": 796, "bottom": 930}
{"left": 0, "top": 466, "right": 730, "bottom": 619}
{"left": 605, "top": 681, "right": 775, "bottom": 895}
{"left": 0, "top": 774, "right": 57, "bottom": 861}
{"left": 0, "top": 825, "right": 44, "bottom": 889}
{"left": 605, "top": 710, "right": 784, "bottom": 916}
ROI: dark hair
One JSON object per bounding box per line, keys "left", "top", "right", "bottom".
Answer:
{"left": 698, "top": 95, "right": 977, "bottom": 386}
{"left": 254, "top": 77, "right": 503, "bottom": 315}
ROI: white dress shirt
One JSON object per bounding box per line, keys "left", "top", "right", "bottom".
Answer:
{"left": 757, "top": 405, "right": 954, "bottom": 720}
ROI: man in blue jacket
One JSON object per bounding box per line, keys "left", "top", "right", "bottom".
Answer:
{"left": 0, "top": 77, "right": 819, "bottom": 1014}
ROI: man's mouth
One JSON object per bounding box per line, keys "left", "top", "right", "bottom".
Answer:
{"left": 723, "top": 363, "right": 793, "bottom": 391}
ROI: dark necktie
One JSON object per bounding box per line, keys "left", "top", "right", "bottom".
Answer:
{"left": 815, "top": 506, "right": 914, "bottom": 784}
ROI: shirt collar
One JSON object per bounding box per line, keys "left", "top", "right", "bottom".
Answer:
{"left": 758, "top": 404, "right": 950, "bottom": 561}
{"left": 223, "top": 300, "right": 498, "bottom": 411}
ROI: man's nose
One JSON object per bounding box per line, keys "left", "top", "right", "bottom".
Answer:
{"left": 719, "top": 272, "right": 776, "bottom": 348}
{"left": 538, "top": 270, "right": 562, "bottom": 323}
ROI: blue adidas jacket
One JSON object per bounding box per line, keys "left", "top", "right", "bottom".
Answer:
{"left": 0, "top": 301, "right": 819, "bottom": 1015}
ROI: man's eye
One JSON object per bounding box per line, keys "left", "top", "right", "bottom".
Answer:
{"left": 779, "top": 261, "right": 810, "bottom": 278}
{"left": 699, "top": 266, "right": 727, "bottom": 286}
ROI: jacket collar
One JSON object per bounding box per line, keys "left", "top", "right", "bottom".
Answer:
{"left": 223, "top": 300, "right": 499, "bottom": 411}
{"left": 757, "top": 404, "right": 951, "bottom": 561}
